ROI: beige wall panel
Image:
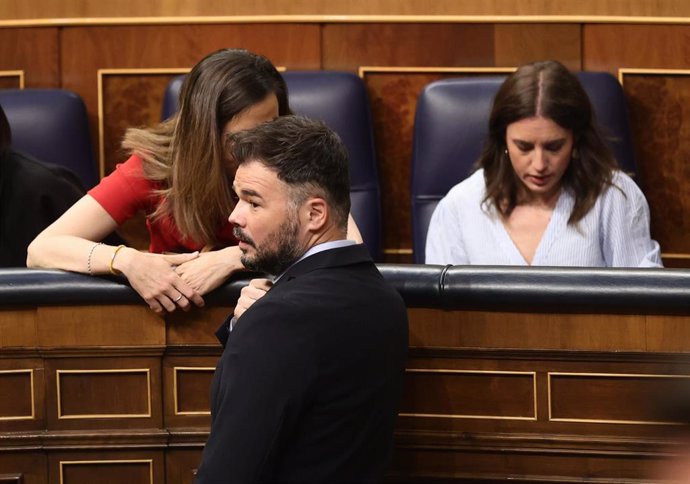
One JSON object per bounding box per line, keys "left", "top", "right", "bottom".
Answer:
{"left": 6, "top": 0, "right": 690, "bottom": 19}
{"left": 494, "top": 24, "right": 581, "bottom": 69}
{"left": 0, "top": 28, "right": 58, "bottom": 87}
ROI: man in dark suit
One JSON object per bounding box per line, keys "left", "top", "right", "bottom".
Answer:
{"left": 195, "top": 116, "right": 408, "bottom": 483}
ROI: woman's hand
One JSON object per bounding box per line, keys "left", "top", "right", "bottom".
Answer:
{"left": 234, "top": 278, "right": 273, "bottom": 320}
{"left": 116, "top": 248, "right": 205, "bottom": 315}
{"left": 174, "top": 245, "right": 245, "bottom": 296}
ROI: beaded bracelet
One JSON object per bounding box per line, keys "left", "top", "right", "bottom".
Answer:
{"left": 86, "top": 242, "right": 103, "bottom": 276}
{"left": 109, "top": 244, "right": 126, "bottom": 275}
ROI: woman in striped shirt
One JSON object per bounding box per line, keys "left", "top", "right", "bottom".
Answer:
{"left": 425, "top": 60, "right": 661, "bottom": 267}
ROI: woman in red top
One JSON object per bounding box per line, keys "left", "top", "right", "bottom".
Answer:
{"left": 29, "top": 49, "right": 362, "bottom": 314}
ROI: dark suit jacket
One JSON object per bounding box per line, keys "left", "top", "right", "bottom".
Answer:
{"left": 196, "top": 244, "right": 408, "bottom": 483}
{"left": 0, "top": 149, "right": 85, "bottom": 267}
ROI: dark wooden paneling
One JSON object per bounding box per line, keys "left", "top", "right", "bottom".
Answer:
{"left": 0, "top": 371, "right": 33, "bottom": 419}
{"left": 494, "top": 24, "right": 582, "bottom": 69}
{"left": 58, "top": 370, "right": 150, "bottom": 418}
{"left": 400, "top": 370, "right": 535, "bottom": 419}
{"left": 550, "top": 373, "right": 688, "bottom": 424}
{"left": 583, "top": 24, "right": 690, "bottom": 74}
{"left": 45, "top": 357, "right": 162, "bottom": 431}
{"left": 388, "top": 446, "right": 661, "bottom": 483}
{"left": 0, "top": 453, "right": 45, "bottom": 484}
{"left": 408, "top": 309, "right": 650, "bottom": 351}
{"left": 36, "top": 305, "right": 163, "bottom": 348}
{"left": 0, "top": 360, "right": 44, "bottom": 433}
{"left": 622, "top": 73, "right": 690, "bottom": 255}
{"left": 0, "top": 28, "right": 58, "bottom": 87}
{"left": 0, "top": 310, "right": 36, "bottom": 348}
{"left": 322, "top": 24, "right": 496, "bottom": 72}
{"left": 163, "top": 356, "right": 218, "bottom": 428}
{"left": 166, "top": 306, "right": 232, "bottom": 346}
{"left": 50, "top": 451, "right": 164, "bottom": 484}
{"left": 61, "top": 461, "right": 150, "bottom": 484}
{"left": 165, "top": 450, "right": 202, "bottom": 484}
{"left": 0, "top": 76, "right": 21, "bottom": 90}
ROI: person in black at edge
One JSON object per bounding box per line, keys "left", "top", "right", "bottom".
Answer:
{"left": 0, "top": 104, "right": 85, "bottom": 266}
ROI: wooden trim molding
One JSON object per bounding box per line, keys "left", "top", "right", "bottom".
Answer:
{"left": 5, "top": 15, "right": 690, "bottom": 28}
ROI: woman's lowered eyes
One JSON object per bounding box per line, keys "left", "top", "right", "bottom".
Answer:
{"left": 513, "top": 139, "right": 567, "bottom": 153}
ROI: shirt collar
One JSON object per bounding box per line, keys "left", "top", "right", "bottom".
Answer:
{"left": 273, "top": 239, "right": 357, "bottom": 282}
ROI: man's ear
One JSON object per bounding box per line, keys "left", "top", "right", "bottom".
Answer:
{"left": 302, "top": 197, "right": 328, "bottom": 232}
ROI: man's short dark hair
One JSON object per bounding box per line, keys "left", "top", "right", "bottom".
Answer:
{"left": 226, "top": 115, "right": 351, "bottom": 231}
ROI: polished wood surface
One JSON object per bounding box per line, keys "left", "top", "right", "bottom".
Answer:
{"left": 1, "top": 297, "right": 689, "bottom": 483}
{"left": 5, "top": 1, "right": 690, "bottom": 20}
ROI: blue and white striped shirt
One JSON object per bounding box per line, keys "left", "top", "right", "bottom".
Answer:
{"left": 425, "top": 169, "right": 662, "bottom": 267}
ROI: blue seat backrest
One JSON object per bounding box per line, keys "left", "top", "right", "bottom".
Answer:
{"left": 162, "top": 72, "right": 382, "bottom": 259}
{"left": 411, "top": 72, "right": 637, "bottom": 263}
{"left": 0, "top": 89, "right": 97, "bottom": 189}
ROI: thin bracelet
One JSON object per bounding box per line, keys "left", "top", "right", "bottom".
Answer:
{"left": 109, "top": 244, "right": 126, "bottom": 275}
{"left": 86, "top": 242, "right": 103, "bottom": 276}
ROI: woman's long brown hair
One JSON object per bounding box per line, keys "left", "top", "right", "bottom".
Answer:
{"left": 479, "top": 60, "right": 619, "bottom": 224}
{"left": 122, "top": 48, "right": 290, "bottom": 246}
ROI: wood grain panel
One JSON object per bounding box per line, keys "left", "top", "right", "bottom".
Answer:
{"left": 388, "top": 446, "right": 661, "bottom": 482}
{"left": 583, "top": 24, "right": 690, "bottom": 74}
{"left": 0, "top": 74, "right": 22, "bottom": 90}
{"left": 36, "top": 305, "right": 163, "bottom": 347}
{"left": 0, "top": 28, "right": 58, "bottom": 87}
{"left": 46, "top": 357, "right": 162, "bottom": 430}
{"left": 323, "top": 24, "right": 495, "bottom": 72}
{"left": 549, "top": 373, "right": 689, "bottom": 424}
{"left": 494, "top": 24, "right": 582, "bottom": 69}
{"left": 57, "top": 370, "right": 150, "bottom": 418}
{"left": 166, "top": 306, "right": 233, "bottom": 346}
{"left": 0, "top": 361, "right": 44, "bottom": 433}
{"left": 0, "top": 370, "right": 33, "bottom": 420}
{"left": 0, "top": 309, "right": 36, "bottom": 347}
{"left": 621, "top": 72, "right": 690, "bottom": 256}
{"left": 408, "top": 309, "right": 648, "bottom": 351}
{"left": 52, "top": 452, "right": 164, "bottom": 484}
{"left": 6, "top": 0, "right": 690, "bottom": 19}
{"left": 173, "top": 368, "right": 213, "bottom": 415}
{"left": 61, "top": 461, "right": 151, "bottom": 484}
{"left": 163, "top": 357, "right": 218, "bottom": 428}
{"left": 165, "top": 450, "right": 202, "bottom": 484}
{"left": 400, "top": 370, "right": 535, "bottom": 420}
{"left": 0, "top": 453, "right": 45, "bottom": 484}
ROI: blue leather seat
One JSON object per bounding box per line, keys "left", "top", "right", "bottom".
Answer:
{"left": 0, "top": 89, "right": 98, "bottom": 189}
{"left": 411, "top": 72, "right": 638, "bottom": 263}
{"left": 162, "top": 72, "right": 382, "bottom": 259}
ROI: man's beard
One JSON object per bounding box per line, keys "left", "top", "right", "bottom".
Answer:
{"left": 233, "top": 214, "right": 304, "bottom": 276}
